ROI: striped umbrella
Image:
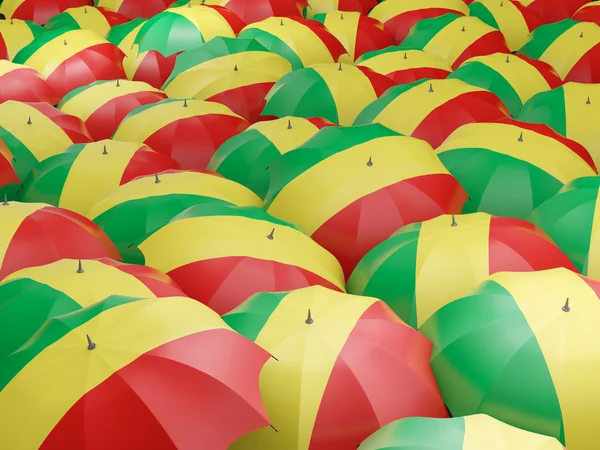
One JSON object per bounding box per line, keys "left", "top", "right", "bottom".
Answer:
{"left": 347, "top": 213, "right": 578, "bottom": 328}
{"left": 171, "top": 0, "right": 307, "bottom": 24}
{"left": 208, "top": 116, "right": 333, "bottom": 198}
{"left": 519, "top": 19, "right": 600, "bottom": 83}
{"left": 448, "top": 53, "right": 561, "bottom": 117}
{"left": 162, "top": 37, "right": 292, "bottom": 123}
{"left": 311, "top": 11, "right": 394, "bottom": 62}
{"left": 573, "top": 1, "right": 600, "bottom": 26}
{"left": 0, "top": 257, "right": 184, "bottom": 360}
{"left": 356, "top": 47, "right": 452, "bottom": 84}
{"left": 264, "top": 124, "right": 467, "bottom": 278}
{"left": 0, "top": 0, "right": 92, "bottom": 24}
{"left": 521, "top": 0, "right": 588, "bottom": 25}
{"left": 224, "top": 286, "right": 449, "bottom": 449}
{"left": 93, "top": 0, "right": 177, "bottom": 19}
{"left": 0, "top": 295, "right": 270, "bottom": 449}
{"left": 0, "top": 19, "right": 43, "bottom": 60}
{"left": 359, "top": 415, "right": 565, "bottom": 450}
{"left": 437, "top": 118, "right": 596, "bottom": 218}
{"left": 0, "top": 60, "right": 59, "bottom": 105}
{"left": 262, "top": 63, "right": 394, "bottom": 126}
{"left": 368, "top": 0, "right": 469, "bottom": 45}
{"left": 45, "top": 6, "right": 128, "bottom": 37}
{"left": 131, "top": 200, "right": 345, "bottom": 314}
{"left": 238, "top": 17, "right": 347, "bottom": 70}
{"left": 354, "top": 78, "right": 509, "bottom": 148}
{"left": 420, "top": 268, "right": 600, "bottom": 450}
{"left": 305, "top": 0, "right": 378, "bottom": 16}
{"left": 58, "top": 79, "right": 167, "bottom": 140}
{"left": 21, "top": 140, "right": 179, "bottom": 215}
{"left": 112, "top": 98, "right": 249, "bottom": 169}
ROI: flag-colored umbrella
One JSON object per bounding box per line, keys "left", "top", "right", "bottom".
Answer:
{"left": 519, "top": 19, "right": 600, "bottom": 83}
{"left": 0, "top": 18, "right": 43, "bottom": 60}
{"left": 13, "top": 28, "right": 126, "bottom": 99}
{"left": 358, "top": 415, "right": 565, "bottom": 450}
{"left": 0, "top": 60, "right": 59, "bottom": 105}
{"left": 262, "top": 63, "right": 394, "bottom": 126}
{"left": 573, "top": 1, "right": 600, "bottom": 26}
{"left": 521, "top": 0, "right": 588, "bottom": 25}
{"left": 401, "top": 14, "right": 510, "bottom": 70}
{"left": 305, "top": 0, "right": 378, "bottom": 16}
{"left": 368, "top": 0, "right": 469, "bottom": 45}
{"left": 311, "top": 11, "right": 394, "bottom": 62}
{"left": 21, "top": 140, "right": 179, "bottom": 215}
{"left": 347, "top": 213, "right": 578, "bottom": 328}
{"left": 171, "top": 0, "right": 307, "bottom": 24}
{"left": 112, "top": 98, "right": 249, "bottom": 169}
{"left": 44, "top": 6, "right": 128, "bottom": 37}
{"left": 224, "top": 286, "right": 449, "bottom": 449}
{"left": 162, "top": 37, "right": 292, "bottom": 123}
{"left": 0, "top": 0, "right": 92, "bottom": 24}
{"left": 264, "top": 124, "right": 467, "bottom": 278}
{"left": 447, "top": 53, "right": 562, "bottom": 117}
{"left": 237, "top": 17, "right": 347, "bottom": 70}
{"left": 58, "top": 79, "right": 167, "bottom": 140}
{"left": 87, "top": 169, "right": 262, "bottom": 256}
{"left": 356, "top": 47, "right": 452, "bottom": 84}
{"left": 355, "top": 78, "right": 509, "bottom": 148}
{"left": 420, "top": 268, "right": 600, "bottom": 450}
{"left": 208, "top": 116, "right": 333, "bottom": 198}
{"left": 436, "top": 118, "right": 596, "bottom": 218}
{"left": 0, "top": 295, "right": 270, "bottom": 449}
{"left": 93, "top": 0, "right": 177, "bottom": 19}
{"left": 130, "top": 200, "right": 346, "bottom": 314}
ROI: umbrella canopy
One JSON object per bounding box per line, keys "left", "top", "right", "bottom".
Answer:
{"left": 208, "top": 116, "right": 333, "bottom": 198}
{"left": 45, "top": 6, "right": 128, "bottom": 37}
{"left": 573, "top": 1, "right": 600, "bottom": 26}
{"left": 262, "top": 63, "right": 394, "bottom": 126}
{"left": 238, "top": 17, "right": 347, "bottom": 70}
{"left": 355, "top": 78, "right": 509, "bottom": 148}
{"left": 520, "top": 0, "right": 588, "bottom": 25}
{"left": 171, "top": 0, "right": 307, "bottom": 24}
{"left": 420, "top": 268, "right": 600, "bottom": 450}
{"left": 58, "top": 79, "right": 167, "bottom": 140}
{"left": 131, "top": 200, "right": 345, "bottom": 314}
{"left": 436, "top": 118, "right": 596, "bottom": 218}
{"left": 448, "top": 53, "right": 561, "bottom": 117}
{"left": 311, "top": 11, "right": 394, "bottom": 62}
{"left": 347, "top": 213, "right": 579, "bottom": 328}
{"left": 368, "top": 0, "right": 469, "bottom": 45}
{"left": 21, "top": 140, "right": 179, "bottom": 215}
{"left": 13, "top": 28, "right": 126, "bottom": 99}
{"left": 0, "top": 0, "right": 92, "bottom": 24}
{"left": 94, "top": 0, "right": 177, "bottom": 19}
{"left": 0, "top": 18, "right": 43, "bottom": 60}
{"left": 356, "top": 47, "right": 452, "bottom": 84}
{"left": 264, "top": 124, "right": 467, "bottom": 278}
{"left": 358, "top": 414, "right": 565, "bottom": 450}
{"left": 162, "top": 37, "right": 292, "bottom": 123}
{"left": 0, "top": 295, "right": 270, "bottom": 449}
{"left": 305, "top": 0, "right": 378, "bottom": 16}
{"left": 112, "top": 98, "right": 249, "bottom": 169}
{"left": 0, "top": 60, "right": 59, "bottom": 105}
{"left": 519, "top": 19, "right": 600, "bottom": 83}
{"left": 224, "top": 286, "right": 449, "bottom": 449}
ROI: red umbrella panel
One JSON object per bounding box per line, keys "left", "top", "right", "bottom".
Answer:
{"left": 0, "top": 0, "right": 93, "bottom": 24}
{"left": 0, "top": 60, "right": 59, "bottom": 105}
{"left": 523, "top": 0, "right": 588, "bottom": 24}
{"left": 95, "top": 0, "right": 178, "bottom": 20}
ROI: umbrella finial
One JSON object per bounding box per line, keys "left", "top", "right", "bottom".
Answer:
{"left": 64, "top": 39, "right": 67, "bottom": 45}
{"left": 154, "top": 173, "right": 161, "bottom": 183}
{"left": 587, "top": 96, "right": 591, "bottom": 104}
{"left": 461, "top": 25, "right": 465, "bottom": 32}
{"left": 116, "top": 79, "right": 120, "bottom": 87}
{"left": 305, "top": 309, "right": 314, "bottom": 324}
{"left": 338, "top": 62, "right": 342, "bottom": 70}
{"left": 451, "top": 214, "right": 458, "bottom": 227}
{"left": 287, "top": 119, "right": 292, "bottom": 129}
{"left": 77, "top": 259, "right": 84, "bottom": 273}
{"left": 102, "top": 144, "right": 108, "bottom": 155}
{"left": 2, "top": 193, "right": 8, "bottom": 206}
{"left": 403, "top": 51, "right": 407, "bottom": 59}
{"left": 84, "top": 7, "right": 87, "bottom": 12}
{"left": 506, "top": 55, "right": 510, "bottom": 63}
{"left": 562, "top": 298, "right": 570, "bottom": 312}
{"left": 10, "top": 19, "right": 13, "bottom": 24}
{"left": 500, "top": 0, "right": 503, "bottom": 5}
{"left": 280, "top": 19, "right": 284, "bottom": 26}
{"left": 340, "top": 12, "right": 344, "bottom": 19}
{"left": 518, "top": 132, "right": 523, "bottom": 142}
{"left": 233, "top": 64, "right": 238, "bottom": 71}
{"left": 267, "top": 228, "right": 275, "bottom": 240}
{"left": 183, "top": 98, "right": 188, "bottom": 107}
{"left": 428, "top": 83, "right": 433, "bottom": 93}
{"left": 580, "top": 32, "right": 584, "bottom": 38}
{"left": 27, "top": 116, "right": 31, "bottom": 125}
{"left": 86, "top": 334, "right": 96, "bottom": 350}
{"left": 366, "top": 156, "right": 373, "bottom": 166}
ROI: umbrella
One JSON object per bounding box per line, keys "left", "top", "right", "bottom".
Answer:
{"left": 21, "top": 140, "right": 179, "bottom": 215}
{"left": 520, "top": 0, "right": 588, "bottom": 25}
{"left": 13, "top": 28, "right": 126, "bottom": 99}
{"left": 0, "top": 0, "right": 92, "bottom": 24}
{"left": 356, "top": 47, "right": 452, "bottom": 84}
{"left": 0, "top": 295, "right": 270, "bottom": 449}
{"left": 311, "top": 11, "right": 394, "bottom": 62}
{"left": 347, "top": 212, "right": 579, "bottom": 328}
{"left": 436, "top": 118, "right": 596, "bottom": 218}
{"left": 58, "top": 79, "right": 167, "bottom": 140}
{"left": 224, "top": 286, "right": 449, "bottom": 449}
{"left": 573, "top": 1, "right": 600, "bottom": 26}
{"left": 368, "top": 0, "right": 469, "bottom": 45}
{"left": 238, "top": 17, "right": 347, "bottom": 70}
{"left": 264, "top": 124, "right": 467, "bottom": 278}
{"left": 130, "top": 200, "right": 345, "bottom": 314}
{"left": 0, "top": 60, "right": 59, "bottom": 105}
{"left": 358, "top": 414, "right": 565, "bottom": 450}
{"left": 447, "top": 53, "right": 562, "bottom": 117}
{"left": 354, "top": 78, "right": 509, "bottom": 148}
{"left": 519, "top": 19, "right": 600, "bottom": 83}
{"left": 305, "top": 0, "right": 378, "bottom": 16}
{"left": 420, "top": 268, "right": 600, "bottom": 450}
{"left": 208, "top": 116, "right": 333, "bottom": 198}
{"left": 87, "top": 169, "right": 262, "bottom": 256}
{"left": 112, "top": 98, "right": 249, "bottom": 169}
{"left": 45, "top": 6, "right": 128, "bottom": 37}
{"left": 0, "top": 257, "right": 184, "bottom": 360}
{"left": 0, "top": 18, "right": 43, "bottom": 60}
{"left": 171, "top": 0, "right": 307, "bottom": 24}
{"left": 162, "top": 37, "right": 292, "bottom": 123}
{"left": 262, "top": 62, "right": 394, "bottom": 126}
{"left": 94, "top": 0, "right": 177, "bottom": 19}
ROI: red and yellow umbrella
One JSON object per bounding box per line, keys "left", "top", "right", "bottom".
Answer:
{"left": 94, "top": 0, "right": 177, "bottom": 20}
{"left": 112, "top": 98, "right": 249, "bottom": 169}
{"left": 172, "top": 0, "right": 307, "bottom": 24}
{"left": 521, "top": 0, "right": 588, "bottom": 25}
{"left": 355, "top": 78, "right": 508, "bottom": 148}
{"left": 13, "top": 28, "right": 126, "bottom": 99}
{"left": 44, "top": 6, "right": 128, "bottom": 37}
{"left": 0, "top": 0, "right": 92, "bottom": 24}
{"left": 0, "top": 18, "right": 43, "bottom": 60}
{"left": 0, "top": 60, "right": 59, "bottom": 105}
{"left": 58, "top": 79, "right": 167, "bottom": 140}
{"left": 0, "top": 295, "right": 270, "bottom": 449}
{"left": 224, "top": 286, "right": 449, "bottom": 449}
{"left": 264, "top": 124, "right": 467, "bottom": 278}
{"left": 305, "top": 0, "right": 379, "bottom": 16}
{"left": 573, "top": 1, "right": 600, "bottom": 26}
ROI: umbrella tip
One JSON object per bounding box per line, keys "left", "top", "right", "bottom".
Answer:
{"left": 267, "top": 227, "right": 275, "bottom": 240}
{"left": 305, "top": 309, "right": 314, "bottom": 324}
{"left": 562, "top": 298, "right": 570, "bottom": 312}
{"left": 154, "top": 173, "right": 161, "bottom": 183}
{"left": 26, "top": 116, "right": 31, "bottom": 125}
{"left": 102, "top": 144, "right": 108, "bottom": 155}
{"left": 451, "top": 214, "right": 458, "bottom": 227}
{"left": 183, "top": 99, "right": 188, "bottom": 107}
{"left": 64, "top": 39, "right": 67, "bottom": 45}
{"left": 518, "top": 131, "right": 523, "bottom": 142}
{"left": 506, "top": 55, "right": 510, "bottom": 63}
{"left": 461, "top": 25, "right": 465, "bottom": 32}
{"left": 116, "top": 79, "right": 120, "bottom": 87}
{"left": 84, "top": 7, "right": 87, "bottom": 12}
{"left": 338, "top": 62, "right": 342, "bottom": 70}
{"left": 10, "top": 19, "right": 13, "bottom": 25}
{"left": 287, "top": 119, "right": 292, "bottom": 129}
{"left": 580, "top": 32, "right": 584, "bottom": 38}
{"left": 2, "top": 193, "right": 7, "bottom": 205}
{"left": 428, "top": 83, "right": 433, "bottom": 93}
{"left": 280, "top": 19, "right": 284, "bottom": 26}
{"left": 500, "top": 0, "right": 503, "bottom": 5}
{"left": 403, "top": 51, "right": 407, "bottom": 59}
{"left": 233, "top": 64, "right": 238, "bottom": 71}
{"left": 366, "top": 156, "right": 373, "bottom": 166}
{"left": 340, "top": 13, "right": 344, "bottom": 19}
{"left": 77, "top": 259, "right": 84, "bottom": 273}
{"left": 86, "top": 334, "right": 96, "bottom": 350}
{"left": 587, "top": 96, "right": 591, "bottom": 104}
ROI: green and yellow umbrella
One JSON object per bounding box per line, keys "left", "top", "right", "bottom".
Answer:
{"left": 44, "top": 6, "right": 128, "bottom": 37}
{"left": 420, "top": 268, "right": 600, "bottom": 450}
{"left": 305, "top": 0, "right": 378, "bottom": 16}
{"left": 0, "top": 18, "right": 43, "bottom": 60}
